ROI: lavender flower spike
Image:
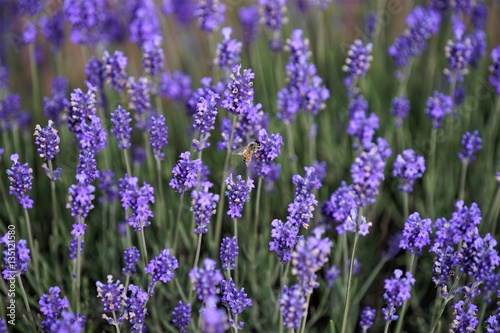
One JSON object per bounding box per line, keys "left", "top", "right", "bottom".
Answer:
{"left": 169, "top": 151, "right": 203, "bottom": 194}
{"left": 458, "top": 130, "right": 482, "bottom": 163}
{"left": 392, "top": 149, "right": 426, "bottom": 193}
{"left": 149, "top": 115, "right": 168, "bottom": 160}
{"left": 34, "top": 120, "right": 60, "bottom": 160}
{"left": 191, "top": 181, "right": 219, "bottom": 234}
{"left": 172, "top": 301, "right": 191, "bottom": 333}
{"left": 6, "top": 154, "right": 34, "bottom": 209}
{"left": 399, "top": 212, "right": 432, "bottom": 254}
{"left": 110, "top": 106, "right": 132, "bottom": 149}
{"left": 214, "top": 27, "right": 242, "bottom": 72}
{"left": 489, "top": 46, "right": 500, "bottom": 94}
{"left": 382, "top": 269, "right": 415, "bottom": 322}
{"left": 145, "top": 248, "right": 179, "bottom": 294}
{"left": 195, "top": 0, "right": 226, "bottom": 33}
{"left": 225, "top": 174, "right": 254, "bottom": 219}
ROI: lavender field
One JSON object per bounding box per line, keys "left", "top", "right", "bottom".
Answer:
{"left": 1, "top": 0, "right": 500, "bottom": 332}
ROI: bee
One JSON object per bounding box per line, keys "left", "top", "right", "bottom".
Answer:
{"left": 233, "top": 140, "right": 262, "bottom": 167}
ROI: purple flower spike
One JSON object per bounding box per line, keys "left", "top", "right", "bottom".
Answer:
{"left": 128, "top": 0, "right": 161, "bottom": 46}
{"left": 195, "top": 0, "right": 226, "bottom": 33}
{"left": 489, "top": 46, "right": 500, "bottom": 94}
{"left": 43, "top": 76, "right": 69, "bottom": 126}
{"left": 49, "top": 311, "right": 85, "bottom": 332}
{"left": 96, "top": 275, "right": 125, "bottom": 315}
{"left": 269, "top": 219, "right": 300, "bottom": 263}
{"left": 458, "top": 130, "right": 482, "bottom": 163}
{"left": 191, "top": 182, "right": 219, "bottom": 234}
{"left": 120, "top": 284, "right": 148, "bottom": 333}
{"left": 221, "top": 278, "right": 253, "bottom": 315}
{"left": 149, "top": 115, "right": 168, "bottom": 160}
{"left": 39, "top": 286, "right": 70, "bottom": 331}
{"left": 254, "top": 129, "right": 284, "bottom": 177}
{"left": 399, "top": 212, "right": 432, "bottom": 254}
{"left": 486, "top": 291, "right": 500, "bottom": 331}
{"left": 220, "top": 236, "right": 238, "bottom": 271}
{"left": 122, "top": 247, "right": 140, "bottom": 276}
{"left": 347, "top": 95, "right": 379, "bottom": 149}
{"left": 142, "top": 36, "right": 165, "bottom": 77}
{"left": 279, "top": 284, "right": 305, "bottom": 329}
{"left": 425, "top": 91, "right": 453, "bottom": 128}
{"left": 343, "top": 39, "right": 373, "bottom": 80}
{"left": 172, "top": 301, "right": 191, "bottom": 333}
{"left": 221, "top": 65, "right": 255, "bottom": 115}
{"left": 68, "top": 85, "right": 97, "bottom": 135}
{"left": 215, "top": 27, "right": 242, "bottom": 72}
{"left": 40, "top": 10, "right": 65, "bottom": 52}
{"left": 324, "top": 265, "right": 341, "bottom": 288}
{"left": 382, "top": 269, "right": 415, "bottom": 322}
{"left": 444, "top": 33, "right": 473, "bottom": 83}
{"left": 238, "top": 6, "right": 260, "bottom": 45}
{"left": 169, "top": 151, "right": 203, "bottom": 194}
{"left": 393, "top": 149, "right": 426, "bottom": 193}
{"left": 322, "top": 181, "right": 356, "bottom": 225}
{"left": 193, "top": 84, "right": 219, "bottom": 137}
{"left": 225, "top": 174, "right": 254, "bottom": 219}
{"left": 189, "top": 258, "right": 223, "bottom": 302}
{"left": 159, "top": 71, "right": 192, "bottom": 102}
{"left": 359, "top": 306, "right": 376, "bottom": 332}
{"left": 1, "top": 239, "right": 31, "bottom": 279}
{"left": 450, "top": 300, "right": 478, "bottom": 332}
{"left": 145, "top": 249, "right": 179, "bottom": 293}
{"left": 390, "top": 96, "right": 410, "bottom": 127}
{"left": 103, "top": 51, "right": 128, "bottom": 93}
{"left": 350, "top": 146, "right": 386, "bottom": 207}
{"left": 127, "top": 77, "right": 152, "bottom": 127}
{"left": 430, "top": 244, "right": 459, "bottom": 297}
{"left": 6, "top": 154, "right": 34, "bottom": 210}
{"left": 201, "top": 297, "right": 228, "bottom": 333}
{"left": 110, "top": 106, "right": 132, "bottom": 149}
{"left": 34, "top": 121, "right": 60, "bottom": 161}
{"left": 291, "top": 228, "right": 332, "bottom": 295}
{"left": 63, "top": 0, "right": 107, "bottom": 45}
{"left": 260, "top": 0, "right": 287, "bottom": 51}
{"left": 119, "top": 175, "right": 155, "bottom": 231}
{"left": 85, "top": 57, "right": 105, "bottom": 90}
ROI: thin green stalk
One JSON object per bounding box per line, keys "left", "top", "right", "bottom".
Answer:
{"left": 234, "top": 218, "right": 239, "bottom": 285}
{"left": 113, "top": 312, "right": 121, "bottom": 333}
{"left": 233, "top": 314, "right": 239, "bottom": 333}
{"left": 403, "top": 191, "right": 409, "bottom": 221}
{"left": 353, "top": 258, "right": 387, "bottom": 304}
{"left": 459, "top": 161, "right": 468, "bottom": 201}
{"left": 428, "top": 128, "right": 437, "bottom": 216}
{"left": 18, "top": 275, "right": 37, "bottom": 331}
{"left": 140, "top": 227, "right": 149, "bottom": 266}
{"left": 172, "top": 192, "right": 185, "bottom": 251}
{"left": 29, "top": 44, "right": 40, "bottom": 116}
{"left": 23, "top": 209, "right": 40, "bottom": 287}
{"left": 48, "top": 160, "right": 59, "bottom": 240}
{"left": 251, "top": 177, "right": 263, "bottom": 262}
{"left": 156, "top": 158, "right": 165, "bottom": 226}
{"left": 75, "top": 233, "right": 83, "bottom": 314}
{"left": 430, "top": 272, "right": 463, "bottom": 333}
{"left": 308, "top": 115, "right": 316, "bottom": 166}
{"left": 123, "top": 149, "right": 132, "bottom": 176}
{"left": 488, "top": 188, "right": 500, "bottom": 235}
{"left": 0, "top": 170, "right": 15, "bottom": 224}
{"left": 383, "top": 315, "right": 393, "bottom": 333}
{"left": 214, "top": 117, "right": 238, "bottom": 256}
{"left": 341, "top": 234, "right": 349, "bottom": 286}
{"left": 285, "top": 122, "right": 298, "bottom": 175}
{"left": 189, "top": 233, "right": 203, "bottom": 303}
{"left": 395, "top": 254, "right": 417, "bottom": 333}
{"left": 340, "top": 232, "right": 360, "bottom": 333}
{"left": 299, "top": 294, "right": 312, "bottom": 333}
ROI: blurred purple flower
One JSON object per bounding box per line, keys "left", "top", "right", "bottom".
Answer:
{"left": 382, "top": 269, "right": 415, "bottom": 322}
{"left": 321, "top": 181, "right": 356, "bottom": 226}
{"left": 201, "top": 297, "right": 228, "bottom": 333}
{"left": 343, "top": 39, "right": 373, "bottom": 84}
{"left": 471, "top": 3, "right": 488, "bottom": 30}
{"left": 270, "top": 219, "right": 300, "bottom": 263}
{"left": 189, "top": 258, "right": 223, "bottom": 302}
{"left": 103, "top": 50, "right": 128, "bottom": 93}
{"left": 220, "top": 236, "right": 238, "bottom": 271}
{"left": 215, "top": 27, "right": 242, "bottom": 72}
{"left": 238, "top": 5, "right": 260, "bottom": 45}
{"left": 191, "top": 182, "right": 219, "bottom": 234}
{"left": 85, "top": 57, "right": 105, "bottom": 91}
{"left": 18, "top": 0, "right": 43, "bottom": 16}
{"left": 359, "top": 306, "right": 376, "bottom": 332}
{"left": 254, "top": 129, "right": 284, "bottom": 178}
{"left": 260, "top": 0, "right": 287, "bottom": 51}
{"left": 351, "top": 146, "right": 386, "bottom": 207}
{"left": 425, "top": 91, "right": 453, "bottom": 128}
{"left": 324, "top": 265, "right": 340, "bottom": 288}
{"left": 40, "top": 10, "right": 65, "bottom": 52}
{"left": 169, "top": 151, "right": 202, "bottom": 194}
{"left": 145, "top": 248, "right": 178, "bottom": 293}
{"left": 149, "top": 115, "right": 168, "bottom": 160}
{"left": 1, "top": 239, "right": 31, "bottom": 279}
{"left": 444, "top": 33, "right": 473, "bottom": 84}
{"left": 6, "top": 153, "right": 34, "bottom": 210}
{"left": 195, "top": 0, "right": 226, "bottom": 33}
{"left": 98, "top": 169, "right": 118, "bottom": 204}
{"left": 458, "top": 130, "right": 482, "bottom": 163}
{"left": 162, "top": 0, "right": 195, "bottom": 25}
{"left": 69, "top": 237, "right": 84, "bottom": 260}
{"left": 489, "top": 46, "right": 500, "bottom": 94}
{"left": 110, "top": 105, "right": 132, "bottom": 149}
{"left": 347, "top": 95, "right": 379, "bottom": 149}
{"left": 129, "top": 0, "right": 160, "bottom": 45}
{"left": 68, "top": 85, "right": 97, "bottom": 134}
{"left": 279, "top": 284, "right": 305, "bottom": 329}
{"left": 390, "top": 96, "right": 410, "bottom": 127}
{"left": 22, "top": 21, "right": 36, "bottom": 45}
{"left": 127, "top": 77, "right": 152, "bottom": 128}
{"left": 469, "top": 29, "right": 486, "bottom": 68}
{"left": 39, "top": 286, "right": 70, "bottom": 331}
{"left": 0, "top": 93, "right": 31, "bottom": 131}
{"left": 142, "top": 36, "right": 164, "bottom": 77}
{"left": 393, "top": 149, "right": 426, "bottom": 193}
{"left": 225, "top": 174, "right": 254, "bottom": 219}
{"left": 63, "top": 0, "right": 107, "bottom": 45}
{"left": 49, "top": 311, "right": 85, "bottom": 332}
{"left": 43, "top": 76, "right": 69, "bottom": 126}
{"left": 159, "top": 71, "right": 192, "bottom": 101}
{"left": 193, "top": 82, "right": 219, "bottom": 137}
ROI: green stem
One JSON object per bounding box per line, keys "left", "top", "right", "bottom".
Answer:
{"left": 0, "top": 169, "right": 15, "bottom": 224}
{"left": 488, "top": 188, "right": 500, "bottom": 235}
{"left": 76, "top": 233, "right": 83, "bottom": 314}
{"left": 340, "top": 231, "right": 360, "bottom": 333}
{"left": 123, "top": 149, "right": 132, "bottom": 176}
{"left": 18, "top": 275, "right": 37, "bottom": 331}
{"left": 285, "top": 122, "right": 298, "bottom": 176}
{"left": 233, "top": 314, "right": 239, "bottom": 333}
{"left": 458, "top": 161, "right": 468, "bottom": 201}
{"left": 429, "top": 272, "right": 463, "bottom": 333}
{"left": 234, "top": 218, "right": 239, "bottom": 285}
{"left": 353, "top": 258, "right": 387, "bottom": 304}
{"left": 403, "top": 191, "right": 409, "bottom": 221}
{"left": 251, "top": 177, "right": 263, "bottom": 263}
{"left": 189, "top": 233, "right": 203, "bottom": 303}
{"left": 384, "top": 317, "right": 392, "bottom": 333}
{"left": 48, "top": 160, "right": 59, "bottom": 240}
{"left": 140, "top": 227, "right": 148, "bottom": 266}
{"left": 23, "top": 209, "right": 40, "bottom": 287}
{"left": 308, "top": 115, "right": 316, "bottom": 166}
{"left": 428, "top": 128, "right": 437, "bottom": 216}
{"left": 156, "top": 157, "right": 165, "bottom": 228}
{"left": 113, "top": 311, "right": 121, "bottom": 333}
{"left": 214, "top": 117, "right": 238, "bottom": 256}
{"left": 172, "top": 192, "right": 185, "bottom": 251}
{"left": 299, "top": 294, "right": 312, "bottom": 333}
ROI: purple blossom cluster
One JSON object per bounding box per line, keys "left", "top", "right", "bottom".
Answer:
{"left": 63, "top": 0, "right": 107, "bottom": 45}
{"left": 359, "top": 306, "right": 376, "bottom": 332}
{"left": 159, "top": 71, "right": 192, "bottom": 102}
{"left": 382, "top": 269, "right": 415, "bottom": 322}
{"left": 450, "top": 300, "right": 479, "bottom": 332}
{"left": 189, "top": 258, "right": 223, "bottom": 302}
{"left": 238, "top": 6, "right": 260, "bottom": 45}
{"left": 220, "top": 278, "right": 253, "bottom": 316}
{"left": 142, "top": 36, "right": 165, "bottom": 77}
{"left": 259, "top": 0, "right": 287, "bottom": 51}
{"left": 169, "top": 151, "right": 203, "bottom": 194}
{"left": 324, "top": 265, "right": 341, "bottom": 288}
{"left": 214, "top": 27, "right": 242, "bottom": 72}
{"left": 122, "top": 247, "right": 140, "bottom": 276}
{"left": 103, "top": 51, "right": 128, "bottom": 93}
{"left": 0, "top": 93, "right": 30, "bottom": 131}
{"left": 279, "top": 284, "right": 305, "bottom": 329}
{"left": 390, "top": 96, "right": 410, "bottom": 127}
{"left": 34, "top": 121, "right": 60, "bottom": 161}
{"left": 254, "top": 129, "right": 284, "bottom": 177}
{"left": 425, "top": 91, "right": 453, "bottom": 128}
{"left": 1, "top": 237, "right": 31, "bottom": 279}
{"left": 347, "top": 95, "right": 379, "bottom": 149}
{"left": 399, "top": 212, "right": 432, "bottom": 254}
{"left": 392, "top": 149, "right": 426, "bottom": 193}
{"left": 43, "top": 76, "right": 69, "bottom": 126}
{"left": 129, "top": 0, "right": 160, "bottom": 46}
{"left": 40, "top": 10, "right": 65, "bottom": 52}
{"left": 220, "top": 236, "right": 238, "bottom": 271}
{"left": 96, "top": 275, "right": 125, "bottom": 316}
{"left": 458, "top": 130, "right": 482, "bottom": 163}
{"left": 220, "top": 65, "right": 255, "bottom": 116}
{"left": 343, "top": 39, "right": 373, "bottom": 90}
{"left": 119, "top": 174, "right": 155, "bottom": 231}
{"left": 120, "top": 284, "right": 149, "bottom": 333}
{"left": 225, "top": 174, "right": 254, "bottom": 219}
{"left": 145, "top": 249, "right": 179, "bottom": 293}
{"left": 39, "top": 286, "right": 70, "bottom": 331}
{"left": 490, "top": 46, "right": 500, "bottom": 94}
{"left": 149, "top": 115, "right": 168, "bottom": 160}
{"left": 351, "top": 145, "right": 386, "bottom": 207}
{"left": 201, "top": 297, "right": 228, "bottom": 333}
{"left": 277, "top": 29, "right": 329, "bottom": 122}
{"left": 48, "top": 311, "right": 85, "bottom": 332}
{"left": 291, "top": 228, "right": 332, "bottom": 295}
{"left": 195, "top": 0, "right": 226, "bottom": 33}
{"left": 269, "top": 219, "right": 300, "bottom": 263}
{"left": 388, "top": 6, "right": 441, "bottom": 68}
{"left": 444, "top": 28, "right": 473, "bottom": 83}
{"left": 6, "top": 153, "right": 34, "bottom": 209}
{"left": 110, "top": 106, "right": 132, "bottom": 149}
{"left": 127, "top": 77, "right": 152, "bottom": 129}
{"left": 172, "top": 301, "right": 191, "bottom": 333}
{"left": 67, "top": 173, "right": 95, "bottom": 219}
{"left": 190, "top": 182, "right": 219, "bottom": 234}
{"left": 161, "top": 0, "right": 195, "bottom": 25}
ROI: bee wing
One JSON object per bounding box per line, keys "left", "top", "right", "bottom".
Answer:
{"left": 232, "top": 146, "right": 246, "bottom": 155}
